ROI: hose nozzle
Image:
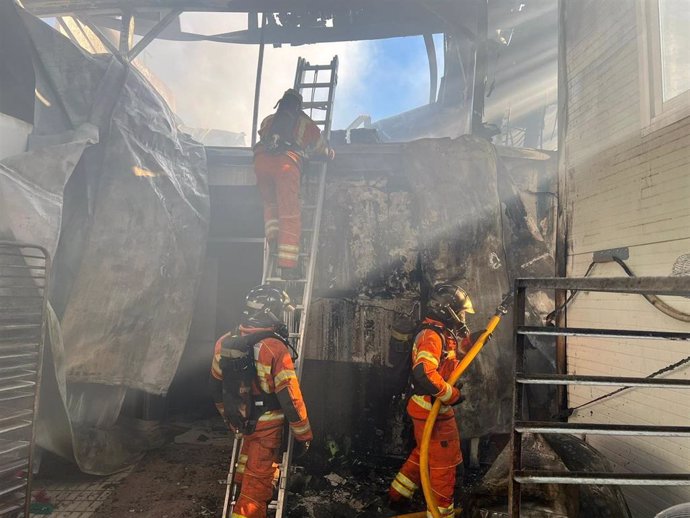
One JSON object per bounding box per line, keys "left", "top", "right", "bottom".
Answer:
{"left": 496, "top": 291, "right": 514, "bottom": 315}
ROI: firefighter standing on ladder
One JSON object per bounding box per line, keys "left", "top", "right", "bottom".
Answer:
{"left": 210, "top": 285, "right": 313, "bottom": 518}
{"left": 389, "top": 284, "right": 476, "bottom": 517}
{"left": 254, "top": 88, "right": 335, "bottom": 277}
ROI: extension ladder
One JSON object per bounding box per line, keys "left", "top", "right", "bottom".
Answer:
{"left": 222, "top": 55, "right": 339, "bottom": 518}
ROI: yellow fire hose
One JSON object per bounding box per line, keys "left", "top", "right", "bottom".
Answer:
{"left": 395, "top": 508, "right": 462, "bottom": 518}
{"left": 418, "top": 293, "right": 513, "bottom": 518}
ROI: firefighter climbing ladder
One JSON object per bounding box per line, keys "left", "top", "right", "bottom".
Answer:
{"left": 222, "top": 55, "right": 339, "bottom": 518}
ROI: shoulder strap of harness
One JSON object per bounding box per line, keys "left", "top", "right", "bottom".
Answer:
{"left": 219, "top": 330, "right": 292, "bottom": 359}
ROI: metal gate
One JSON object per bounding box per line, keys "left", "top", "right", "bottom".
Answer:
{"left": 509, "top": 276, "right": 690, "bottom": 517}
{"left": 0, "top": 242, "right": 49, "bottom": 517}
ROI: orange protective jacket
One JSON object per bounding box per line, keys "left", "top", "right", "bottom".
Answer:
{"left": 407, "top": 318, "right": 472, "bottom": 421}
{"left": 254, "top": 112, "right": 328, "bottom": 167}
{"left": 210, "top": 325, "right": 313, "bottom": 442}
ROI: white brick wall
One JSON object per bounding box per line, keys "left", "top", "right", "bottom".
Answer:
{"left": 563, "top": 1, "right": 690, "bottom": 516}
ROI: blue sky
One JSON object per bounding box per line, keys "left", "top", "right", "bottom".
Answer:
{"left": 330, "top": 34, "right": 445, "bottom": 129}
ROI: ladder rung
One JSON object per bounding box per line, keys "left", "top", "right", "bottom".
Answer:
{"left": 302, "top": 102, "right": 328, "bottom": 109}
{"left": 265, "top": 278, "right": 308, "bottom": 283}
{"left": 288, "top": 333, "right": 301, "bottom": 339}
{"left": 268, "top": 253, "right": 311, "bottom": 259}
{"left": 298, "top": 82, "right": 332, "bottom": 88}
{"left": 301, "top": 64, "right": 332, "bottom": 71}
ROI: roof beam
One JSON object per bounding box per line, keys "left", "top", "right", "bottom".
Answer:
{"left": 127, "top": 9, "right": 181, "bottom": 60}
{"left": 25, "top": 0, "right": 423, "bottom": 16}
{"left": 79, "top": 15, "right": 121, "bottom": 57}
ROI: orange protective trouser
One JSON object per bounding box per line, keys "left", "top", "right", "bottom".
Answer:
{"left": 389, "top": 417, "right": 462, "bottom": 517}
{"left": 254, "top": 152, "right": 301, "bottom": 269}
{"left": 231, "top": 424, "right": 283, "bottom": 518}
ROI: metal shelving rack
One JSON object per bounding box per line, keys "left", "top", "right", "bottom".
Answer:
{"left": 0, "top": 242, "right": 49, "bottom": 517}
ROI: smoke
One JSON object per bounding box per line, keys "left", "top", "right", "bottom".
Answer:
{"left": 136, "top": 13, "right": 374, "bottom": 140}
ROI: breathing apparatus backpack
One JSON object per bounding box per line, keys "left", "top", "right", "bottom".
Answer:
{"left": 387, "top": 311, "right": 447, "bottom": 397}
{"left": 264, "top": 108, "right": 299, "bottom": 154}
{"left": 218, "top": 330, "right": 292, "bottom": 434}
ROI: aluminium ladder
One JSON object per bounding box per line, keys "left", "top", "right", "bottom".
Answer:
{"left": 222, "top": 55, "right": 339, "bottom": 518}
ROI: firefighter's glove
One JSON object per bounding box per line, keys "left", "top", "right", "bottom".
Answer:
{"left": 447, "top": 386, "right": 463, "bottom": 406}
{"left": 327, "top": 148, "right": 336, "bottom": 161}
{"left": 294, "top": 440, "right": 311, "bottom": 459}
{"left": 449, "top": 387, "right": 466, "bottom": 407}
{"left": 226, "top": 419, "right": 238, "bottom": 433}
{"left": 223, "top": 418, "right": 238, "bottom": 434}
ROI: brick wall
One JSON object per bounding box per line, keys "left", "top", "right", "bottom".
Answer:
{"left": 563, "top": 1, "right": 690, "bottom": 515}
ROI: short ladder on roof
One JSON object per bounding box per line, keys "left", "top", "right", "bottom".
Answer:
{"left": 221, "top": 55, "right": 339, "bottom": 518}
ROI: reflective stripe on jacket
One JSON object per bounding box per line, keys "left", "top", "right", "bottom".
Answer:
{"left": 407, "top": 318, "right": 471, "bottom": 421}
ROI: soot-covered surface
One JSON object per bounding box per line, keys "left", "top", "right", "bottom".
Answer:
{"left": 302, "top": 140, "right": 557, "bottom": 451}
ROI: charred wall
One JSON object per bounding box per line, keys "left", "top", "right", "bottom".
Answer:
{"left": 301, "top": 138, "right": 557, "bottom": 455}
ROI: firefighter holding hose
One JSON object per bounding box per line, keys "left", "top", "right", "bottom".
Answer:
{"left": 388, "top": 283, "right": 475, "bottom": 517}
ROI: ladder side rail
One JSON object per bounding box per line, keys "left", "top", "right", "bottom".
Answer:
{"left": 322, "top": 56, "right": 339, "bottom": 137}
{"left": 293, "top": 54, "right": 338, "bottom": 371}
{"left": 293, "top": 57, "right": 305, "bottom": 92}
{"left": 221, "top": 434, "right": 244, "bottom": 518}
{"left": 308, "top": 69, "right": 318, "bottom": 120}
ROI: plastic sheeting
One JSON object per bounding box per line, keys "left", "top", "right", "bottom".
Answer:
{"left": 0, "top": 8, "right": 209, "bottom": 474}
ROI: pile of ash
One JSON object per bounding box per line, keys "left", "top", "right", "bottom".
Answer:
{"left": 284, "top": 452, "right": 420, "bottom": 518}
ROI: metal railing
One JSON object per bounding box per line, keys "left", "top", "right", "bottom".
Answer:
{"left": 0, "top": 242, "right": 49, "bottom": 517}
{"left": 509, "top": 276, "right": 690, "bottom": 517}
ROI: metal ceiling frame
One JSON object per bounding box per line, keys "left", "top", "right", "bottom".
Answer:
{"left": 27, "top": 0, "right": 461, "bottom": 47}
{"left": 32, "top": 0, "right": 493, "bottom": 136}
{"left": 25, "top": 0, "right": 430, "bottom": 16}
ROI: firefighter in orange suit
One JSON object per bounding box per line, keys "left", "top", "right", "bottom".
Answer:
{"left": 209, "top": 285, "right": 312, "bottom": 518}
{"left": 254, "top": 88, "right": 335, "bottom": 274}
{"left": 389, "top": 284, "right": 475, "bottom": 517}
